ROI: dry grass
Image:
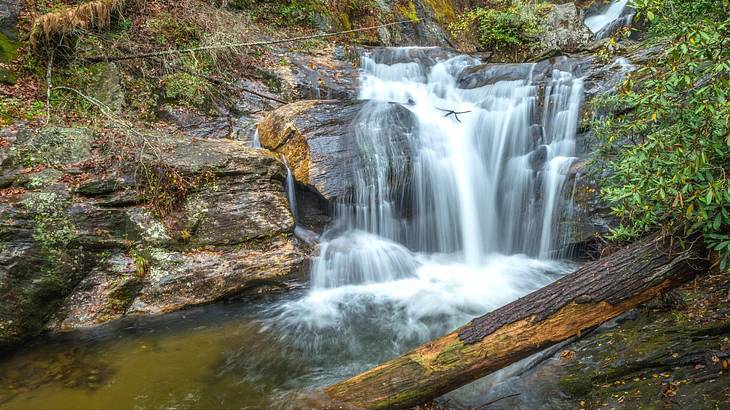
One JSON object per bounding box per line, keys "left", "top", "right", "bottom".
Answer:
{"left": 30, "top": 0, "right": 126, "bottom": 49}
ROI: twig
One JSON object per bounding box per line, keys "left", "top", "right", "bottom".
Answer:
{"left": 83, "top": 20, "right": 417, "bottom": 63}
{"left": 52, "top": 85, "right": 160, "bottom": 162}
{"left": 162, "top": 60, "right": 287, "bottom": 104}
{"left": 480, "top": 393, "right": 521, "bottom": 408}
{"left": 45, "top": 50, "right": 54, "bottom": 124}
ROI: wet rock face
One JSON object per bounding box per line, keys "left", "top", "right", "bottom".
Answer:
{"left": 274, "top": 45, "right": 360, "bottom": 101}
{"left": 557, "top": 159, "right": 615, "bottom": 258}
{"left": 257, "top": 99, "right": 418, "bottom": 204}
{"left": 0, "top": 127, "right": 306, "bottom": 348}
{"left": 456, "top": 57, "right": 586, "bottom": 90}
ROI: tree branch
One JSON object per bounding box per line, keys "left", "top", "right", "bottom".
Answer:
{"left": 82, "top": 20, "right": 417, "bottom": 63}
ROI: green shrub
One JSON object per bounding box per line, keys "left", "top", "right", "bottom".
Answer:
{"left": 450, "top": 0, "right": 553, "bottom": 57}
{"left": 594, "top": 0, "right": 730, "bottom": 268}
{"left": 162, "top": 72, "right": 213, "bottom": 108}
{"left": 229, "top": 0, "right": 325, "bottom": 26}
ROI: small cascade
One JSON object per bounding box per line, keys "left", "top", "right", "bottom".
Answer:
{"left": 251, "top": 129, "right": 261, "bottom": 148}
{"left": 281, "top": 155, "right": 298, "bottom": 221}
{"left": 281, "top": 155, "right": 319, "bottom": 246}
{"left": 585, "top": 0, "right": 634, "bottom": 39}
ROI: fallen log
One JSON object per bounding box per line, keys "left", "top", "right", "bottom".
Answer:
{"left": 322, "top": 233, "right": 708, "bottom": 409}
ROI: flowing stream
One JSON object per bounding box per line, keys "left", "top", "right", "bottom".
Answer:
{"left": 0, "top": 49, "right": 586, "bottom": 409}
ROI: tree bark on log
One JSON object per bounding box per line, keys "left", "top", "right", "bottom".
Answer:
{"left": 322, "top": 233, "right": 708, "bottom": 409}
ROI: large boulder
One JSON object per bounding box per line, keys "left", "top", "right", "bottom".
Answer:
{"left": 272, "top": 45, "right": 360, "bottom": 101}
{"left": 257, "top": 99, "right": 417, "bottom": 204}
{"left": 540, "top": 3, "right": 594, "bottom": 52}
{"left": 0, "top": 126, "right": 306, "bottom": 349}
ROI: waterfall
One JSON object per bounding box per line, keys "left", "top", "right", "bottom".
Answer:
{"left": 251, "top": 129, "right": 261, "bottom": 148}
{"left": 281, "top": 155, "right": 298, "bottom": 222}
{"left": 585, "top": 0, "right": 634, "bottom": 39}
{"left": 270, "top": 48, "right": 579, "bottom": 353}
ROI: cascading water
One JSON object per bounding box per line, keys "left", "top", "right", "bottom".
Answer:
{"left": 267, "top": 48, "right": 583, "bottom": 361}
{"left": 252, "top": 129, "right": 261, "bottom": 148}
{"left": 282, "top": 155, "right": 298, "bottom": 221}
{"left": 585, "top": 0, "right": 634, "bottom": 39}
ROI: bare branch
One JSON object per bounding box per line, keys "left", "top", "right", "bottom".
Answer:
{"left": 82, "top": 20, "right": 417, "bottom": 62}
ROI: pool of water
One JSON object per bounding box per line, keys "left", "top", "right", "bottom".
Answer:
{"left": 0, "top": 254, "right": 570, "bottom": 410}
{"left": 0, "top": 293, "right": 320, "bottom": 410}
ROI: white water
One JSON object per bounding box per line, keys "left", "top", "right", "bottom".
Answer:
{"left": 585, "top": 0, "right": 633, "bottom": 39}
{"left": 251, "top": 129, "right": 261, "bottom": 148}
{"left": 268, "top": 48, "right": 583, "bottom": 356}
{"left": 281, "top": 155, "right": 298, "bottom": 221}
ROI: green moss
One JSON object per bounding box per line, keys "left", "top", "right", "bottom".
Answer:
{"left": 398, "top": 1, "right": 419, "bottom": 23}
{"left": 162, "top": 72, "right": 213, "bottom": 109}
{"left": 559, "top": 372, "right": 594, "bottom": 397}
{"left": 0, "top": 32, "right": 19, "bottom": 85}
{"left": 423, "top": 0, "right": 457, "bottom": 24}
{"left": 0, "top": 33, "right": 19, "bottom": 61}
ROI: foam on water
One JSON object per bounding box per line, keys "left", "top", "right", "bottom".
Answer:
{"left": 275, "top": 253, "right": 567, "bottom": 338}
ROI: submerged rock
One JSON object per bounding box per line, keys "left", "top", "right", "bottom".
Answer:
{"left": 0, "top": 126, "right": 306, "bottom": 348}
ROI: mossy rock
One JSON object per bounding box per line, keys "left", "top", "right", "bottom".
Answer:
{"left": 85, "top": 63, "right": 124, "bottom": 113}
{"left": 0, "top": 31, "right": 18, "bottom": 85}
{"left": 13, "top": 168, "right": 64, "bottom": 190}
{"left": 559, "top": 372, "right": 595, "bottom": 397}
{"left": 5, "top": 127, "right": 96, "bottom": 168}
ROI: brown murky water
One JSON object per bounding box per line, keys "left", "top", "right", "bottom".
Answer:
{"left": 0, "top": 294, "right": 328, "bottom": 410}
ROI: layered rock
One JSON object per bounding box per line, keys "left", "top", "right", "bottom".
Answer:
{"left": 273, "top": 45, "right": 360, "bottom": 101}
{"left": 318, "top": 0, "right": 461, "bottom": 48}
{"left": 257, "top": 99, "right": 417, "bottom": 204}
{"left": 0, "top": 127, "right": 305, "bottom": 349}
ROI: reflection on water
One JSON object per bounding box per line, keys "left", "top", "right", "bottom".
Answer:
{"left": 0, "top": 295, "right": 299, "bottom": 410}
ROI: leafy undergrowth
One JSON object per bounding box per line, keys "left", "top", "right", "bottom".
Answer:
{"left": 1, "top": 0, "right": 330, "bottom": 127}
{"left": 593, "top": 0, "right": 730, "bottom": 269}
{"left": 449, "top": 0, "right": 554, "bottom": 60}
